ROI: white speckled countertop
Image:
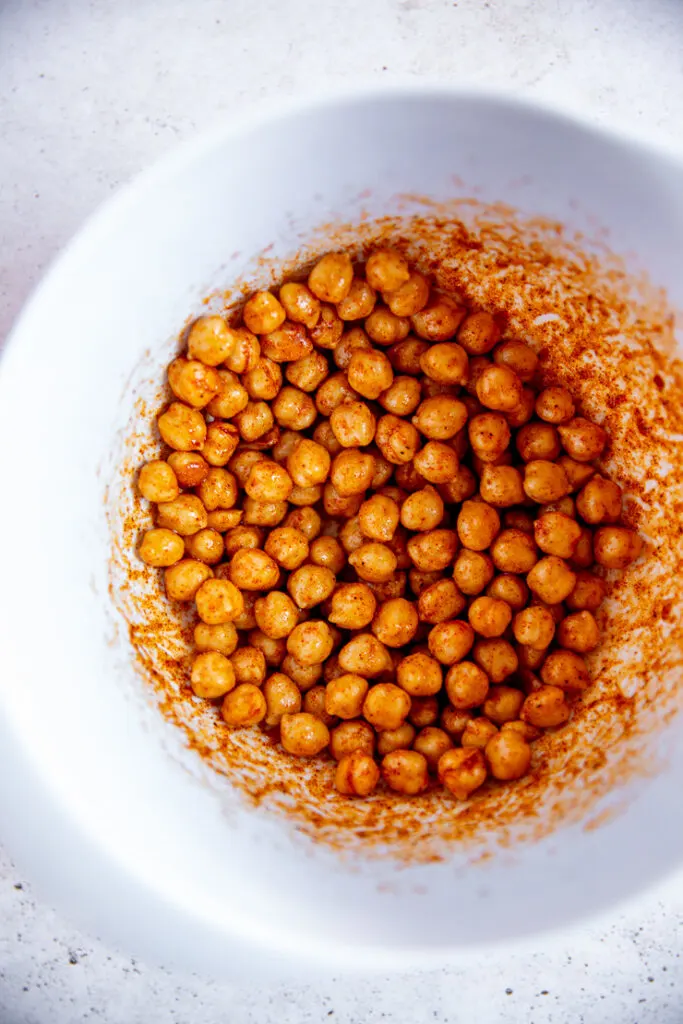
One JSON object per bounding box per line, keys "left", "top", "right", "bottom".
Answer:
{"left": 2, "top": 0, "right": 683, "bottom": 1020}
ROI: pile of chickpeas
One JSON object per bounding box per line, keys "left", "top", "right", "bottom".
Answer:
{"left": 136, "top": 247, "right": 643, "bottom": 801}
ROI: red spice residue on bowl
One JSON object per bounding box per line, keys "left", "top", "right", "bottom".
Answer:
{"left": 105, "top": 197, "right": 683, "bottom": 864}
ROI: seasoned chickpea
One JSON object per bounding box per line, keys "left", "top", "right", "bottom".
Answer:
{"left": 260, "top": 673, "right": 301, "bottom": 727}
{"left": 456, "top": 500, "right": 500, "bottom": 552}
{"left": 501, "top": 720, "right": 542, "bottom": 743}
{"left": 516, "top": 422, "right": 561, "bottom": 462}
{"left": 223, "top": 525, "right": 262, "bottom": 557}
{"left": 339, "top": 515, "right": 365, "bottom": 554}
{"left": 329, "top": 583, "right": 377, "bottom": 629}
{"left": 483, "top": 685, "right": 524, "bottom": 725}
{"left": 374, "top": 723, "right": 413, "bottom": 756}
{"left": 428, "top": 620, "right": 475, "bottom": 665}
{"left": 308, "top": 252, "right": 353, "bottom": 303}
{"left": 328, "top": 399, "right": 375, "bottom": 449}
{"left": 523, "top": 460, "right": 569, "bottom": 504}
{"left": 184, "top": 528, "right": 225, "bottom": 565}
{"left": 493, "top": 339, "right": 538, "bottom": 382}
{"left": 452, "top": 550, "right": 494, "bottom": 595}
{"left": 138, "top": 460, "right": 180, "bottom": 504}
{"left": 203, "top": 423, "right": 242, "bottom": 470}
{"left": 338, "top": 633, "right": 392, "bottom": 677}
{"left": 368, "top": 573, "right": 408, "bottom": 603}
{"left": 378, "top": 376, "right": 421, "bottom": 417}
{"left": 516, "top": 644, "right": 547, "bottom": 673}
{"left": 541, "top": 649, "right": 590, "bottom": 690}
{"left": 167, "top": 357, "right": 221, "bottom": 410}
{"left": 270, "top": 386, "right": 316, "bottom": 431}
{"left": 399, "top": 486, "right": 443, "bottom": 533}
{"left": 244, "top": 460, "right": 292, "bottom": 503}
{"left": 164, "top": 561, "right": 210, "bottom": 598}
{"left": 371, "top": 598, "right": 419, "bottom": 648}
{"left": 486, "top": 574, "right": 529, "bottom": 611}
{"left": 364, "top": 249, "right": 409, "bottom": 292}
{"left": 365, "top": 307, "right": 410, "bottom": 346}
{"left": 576, "top": 476, "right": 622, "bottom": 525}
{"left": 558, "top": 417, "right": 607, "bottom": 462}
{"left": 441, "top": 706, "right": 473, "bottom": 737}
{"left": 383, "top": 270, "right": 430, "bottom": 318}
{"left": 324, "top": 674, "right": 369, "bottom": 720}
{"left": 309, "top": 305, "right": 343, "bottom": 352}
{"left": 411, "top": 727, "right": 452, "bottom": 772}
{"left": 316, "top": 374, "right": 356, "bottom": 419}
{"left": 329, "top": 449, "right": 374, "bottom": 496}
{"left": 479, "top": 465, "right": 525, "bottom": 508}
{"left": 445, "top": 661, "right": 489, "bottom": 709}
{"left": 393, "top": 651, "right": 441, "bottom": 697}
{"left": 287, "top": 565, "right": 336, "bottom": 610}
{"left": 187, "top": 315, "right": 237, "bottom": 366}
{"left": 417, "top": 343, "right": 468, "bottom": 388}
{"left": 139, "top": 528, "right": 185, "bottom": 567}
{"left": 457, "top": 310, "right": 500, "bottom": 355}
{"left": 286, "top": 621, "right": 334, "bottom": 666}
{"left": 417, "top": 579, "right": 466, "bottom": 623}
{"left": 373, "top": 413, "right": 420, "bottom": 465}
{"left": 278, "top": 654, "right": 319, "bottom": 692}
{"left": 558, "top": 610, "right": 600, "bottom": 652}
{"left": 438, "top": 467, "right": 478, "bottom": 506}
{"left": 244, "top": 497, "right": 288, "bottom": 527}
{"left": 503, "top": 509, "right": 535, "bottom": 533}
{"left": 243, "top": 357, "right": 283, "bottom": 401}
{"left": 195, "top": 578, "right": 244, "bottom": 625}
{"left": 221, "top": 682, "right": 267, "bottom": 726}
{"left": 233, "top": 401, "right": 274, "bottom": 443}
{"left": 223, "top": 325, "right": 260, "bottom": 374}
{"left": 286, "top": 350, "right": 329, "bottom": 392}
{"left": 261, "top": 321, "right": 312, "bottom": 363}
{"left": 535, "top": 386, "right": 575, "bottom": 424}
{"left": 204, "top": 370, "right": 248, "bottom": 419}
{"left": 354, "top": 494, "right": 399, "bottom": 543}
{"left": 461, "top": 718, "right": 499, "bottom": 750}
{"left": 473, "top": 638, "right": 518, "bottom": 682}
{"left": 557, "top": 455, "right": 596, "bottom": 492}
{"left": 230, "top": 646, "right": 267, "bottom": 686}
{"left": 167, "top": 452, "right": 209, "bottom": 489}
{"left": 527, "top": 555, "right": 576, "bottom": 604}
{"left": 412, "top": 441, "right": 459, "bottom": 484}
{"left": 490, "top": 529, "right": 538, "bottom": 574}
{"left": 362, "top": 682, "right": 411, "bottom": 731}
{"left": 279, "top": 281, "right": 321, "bottom": 328}
{"left": 468, "top": 596, "right": 512, "bottom": 638}
{"left": 308, "top": 536, "right": 345, "bottom": 574}
{"left": 242, "top": 291, "right": 286, "bottom": 335}
{"left": 512, "top": 605, "right": 555, "bottom": 650}
{"left": 158, "top": 401, "right": 207, "bottom": 451}
{"left": 566, "top": 571, "right": 607, "bottom": 612}
{"left": 412, "top": 395, "right": 468, "bottom": 440}
{"left": 485, "top": 731, "right": 531, "bottom": 781}
{"left": 468, "top": 413, "right": 511, "bottom": 463}
{"left": 534, "top": 511, "right": 582, "bottom": 559}
{"left": 411, "top": 293, "right": 466, "bottom": 341}
{"left": 229, "top": 548, "right": 279, "bottom": 591}
{"left": 252, "top": 591, "right": 298, "bottom": 639}
{"left": 475, "top": 364, "right": 522, "bottom": 412}
{"left": 347, "top": 542, "right": 396, "bottom": 583}
{"left": 381, "top": 749, "right": 429, "bottom": 795}
{"left": 438, "top": 747, "right": 487, "bottom": 800}
{"left": 388, "top": 338, "right": 430, "bottom": 375}
{"left": 283, "top": 507, "right": 322, "bottom": 542}
{"left": 335, "top": 751, "right": 380, "bottom": 797}
{"left": 156, "top": 494, "right": 207, "bottom": 536}
{"left": 571, "top": 526, "right": 594, "bottom": 568}
{"left": 521, "top": 685, "right": 571, "bottom": 728}
{"left": 336, "top": 277, "right": 376, "bottom": 320}
{"left": 248, "top": 629, "right": 287, "bottom": 668}
{"left": 505, "top": 386, "right": 536, "bottom": 428}
{"left": 346, "top": 349, "right": 393, "bottom": 402}
{"left": 280, "top": 712, "right": 330, "bottom": 756}
{"left": 330, "top": 720, "right": 376, "bottom": 760}
{"left": 196, "top": 468, "right": 237, "bottom": 515}
{"left": 312, "top": 420, "right": 343, "bottom": 457}
{"left": 407, "top": 529, "right": 459, "bottom": 573}
{"left": 190, "top": 651, "right": 236, "bottom": 699}
{"left": 194, "top": 621, "right": 239, "bottom": 657}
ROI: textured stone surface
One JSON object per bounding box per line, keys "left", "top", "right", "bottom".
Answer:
{"left": 1, "top": 0, "right": 683, "bottom": 1019}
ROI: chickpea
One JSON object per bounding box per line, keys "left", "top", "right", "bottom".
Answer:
{"left": 541, "top": 649, "right": 590, "bottom": 690}
{"left": 479, "top": 465, "right": 524, "bottom": 508}
{"left": 490, "top": 529, "right": 538, "bottom": 574}
{"left": 441, "top": 706, "right": 473, "bottom": 737}
{"left": 194, "top": 621, "right": 239, "bottom": 657}
{"left": 368, "top": 573, "right": 408, "bottom": 603}
{"left": 276, "top": 655, "right": 317, "bottom": 693}
{"left": 307, "top": 536, "right": 344, "bottom": 575}
{"left": 438, "top": 747, "right": 488, "bottom": 800}
{"left": 516, "top": 644, "right": 547, "bottom": 673}
{"left": 329, "top": 583, "right": 377, "bottom": 629}
{"left": 411, "top": 441, "right": 458, "bottom": 485}
{"left": 310, "top": 303, "right": 344, "bottom": 350}
{"left": 397, "top": 487, "right": 442, "bottom": 535}
{"left": 308, "top": 252, "right": 354, "bottom": 303}
{"left": 203, "top": 371, "right": 248, "bottom": 420}
{"left": 428, "top": 620, "right": 475, "bottom": 665}
{"left": 158, "top": 401, "right": 207, "bottom": 452}
{"left": 575, "top": 476, "right": 622, "bottom": 525}
{"left": 516, "top": 422, "right": 561, "bottom": 463}
{"left": 378, "top": 376, "right": 422, "bottom": 417}
{"left": 390, "top": 652, "right": 441, "bottom": 699}
{"left": 557, "top": 455, "right": 596, "bottom": 492}
{"left": 228, "top": 548, "right": 278, "bottom": 591}
{"left": 410, "top": 727, "right": 452, "bottom": 773}
{"left": 348, "top": 497, "right": 397, "bottom": 548}
{"left": 503, "top": 509, "right": 535, "bottom": 533}
{"left": 329, "top": 399, "right": 376, "bottom": 449}
{"left": 416, "top": 578, "right": 465, "bottom": 624}
{"left": 452, "top": 550, "right": 494, "bottom": 596}
{"left": 233, "top": 401, "right": 274, "bottom": 444}
{"left": 277, "top": 281, "right": 321, "bottom": 329}
{"left": 388, "top": 526, "right": 413, "bottom": 571}
{"left": 223, "top": 525, "right": 262, "bottom": 557}
{"left": 336, "top": 277, "right": 376, "bottom": 321}
{"left": 482, "top": 685, "right": 524, "bottom": 725}
{"left": 493, "top": 339, "right": 538, "bottom": 382}
{"left": 249, "top": 629, "right": 287, "bottom": 668}
{"left": 468, "top": 596, "right": 512, "bottom": 638}
{"left": 410, "top": 292, "right": 465, "bottom": 341}
{"left": 457, "top": 311, "right": 500, "bottom": 355}
{"left": 286, "top": 565, "right": 334, "bottom": 610}
{"left": 324, "top": 674, "right": 368, "bottom": 720}
{"left": 558, "top": 610, "right": 600, "bottom": 652}
{"left": 439, "top": 465, "right": 478, "bottom": 504}
{"left": 527, "top": 555, "right": 576, "bottom": 604}
{"left": 339, "top": 515, "right": 365, "bottom": 554}
{"left": 571, "top": 526, "right": 594, "bottom": 569}
{"left": 139, "top": 528, "right": 185, "bottom": 567}
{"left": 407, "top": 529, "right": 459, "bottom": 573}
{"left": 283, "top": 352, "right": 328, "bottom": 395}
{"left": 456, "top": 500, "right": 500, "bottom": 552}
{"left": 242, "top": 291, "right": 286, "bottom": 335}
{"left": 242, "top": 357, "right": 282, "bottom": 401}
{"left": 461, "top": 718, "right": 499, "bottom": 750}
{"left": 220, "top": 682, "right": 267, "bottom": 727}
{"left": 374, "top": 414, "right": 421, "bottom": 465}
{"left": 312, "top": 420, "right": 343, "bottom": 457}
{"left": 521, "top": 685, "right": 571, "bottom": 728}
{"left": 137, "top": 461, "right": 179, "bottom": 505}
{"left": 261, "top": 321, "right": 312, "bottom": 363}
{"left": 166, "top": 452, "right": 209, "bottom": 489}
{"left": 361, "top": 682, "right": 410, "bottom": 730}
{"left": 243, "top": 461, "right": 292, "bottom": 504}
{"left": 370, "top": 597, "right": 418, "bottom": 648}
{"left": 285, "top": 620, "right": 334, "bottom": 666}
{"left": 505, "top": 386, "right": 537, "bottom": 428}
{"left": 412, "top": 395, "right": 468, "bottom": 441}
{"left": 190, "top": 650, "right": 236, "bottom": 699}
{"left": 372, "top": 723, "right": 412, "bottom": 757}
{"left": 501, "top": 720, "right": 542, "bottom": 743}
{"left": 523, "top": 460, "right": 569, "bottom": 504}
{"left": 383, "top": 271, "right": 430, "bottom": 318}
{"left": 486, "top": 574, "right": 528, "bottom": 611}
{"left": 156, "top": 494, "right": 207, "bottom": 536}
{"left": 330, "top": 720, "right": 376, "bottom": 760}
{"left": 167, "top": 357, "right": 221, "bottom": 410}
{"left": 184, "top": 528, "right": 224, "bottom": 565}
{"left": 485, "top": 731, "right": 531, "bottom": 781}
{"left": 364, "top": 306, "right": 409, "bottom": 346}
{"left": 231, "top": 592, "right": 258, "bottom": 631}
{"left": 329, "top": 449, "right": 374, "bottom": 496}
{"left": 230, "top": 646, "right": 267, "bottom": 686}
{"left": 473, "top": 638, "right": 518, "bottom": 683}
{"left": 468, "top": 413, "right": 511, "bottom": 463}
{"left": 445, "top": 661, "right": 489, "bottom": 709}
{"left": 534, "top": 511, "right": 582, "bottom": 559}
{"left": 388, "top": 338, "right": 430, "bottom": 375}
{"left": 187, "top": 315, "right": 237, "bottom": 366}
{"left": 335, "top": 751, "right": 380, "bottom": 797}
{"left": 251, "top": 591, "right": 297, "bottom": 639}
{"left": 533, "top": 385, "right": 573, "bottom": 424}
{"left": 269, "top": 386, "right": 315, "bottom": 431}
{"left": 223, "top": 325, "right": 261, "bottom": 374}
{"left": 338, "top": 633, "right": 392, "bottom": 677}
{"left": 557, "top": 416, "right": 607, "bottom": 462}
{"left": 347, "top": 542, "right": 396, "bottom": 583}
{"left": 363, "top": 249, "right": 408, "bottom": 291}
{"left": 512, "top": 605, "right": 555, "bottom": 650}
{"left": 259, "top": 673, "right": 300, "bottom": 727}
{"left": 564, "top": 572, "right": 605, "bottom": 614}
{"left": 475, "top": 364, "right": 522, "bottom": 412}
{"left": 283, "top": 508, "right": 322, "bottom": 542}
{"left": 278, "top": 712, "right": 330, "bottom": 757}
{"left": 194, "top": 578, "right": 243, "bottom": 625}
{"left": 381, "top": 749, "right": 429, "bottom": 795}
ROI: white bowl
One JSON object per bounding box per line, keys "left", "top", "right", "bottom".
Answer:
{"left": 1, "top": 86, "right": 683, "bottom": 977}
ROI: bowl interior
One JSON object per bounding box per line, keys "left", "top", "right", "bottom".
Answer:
{"left": 1, "top": 90, "right": 683, "bottom": 974}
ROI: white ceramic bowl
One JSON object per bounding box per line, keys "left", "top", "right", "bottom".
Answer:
{"left": 1, "top": 87, "right": 683, "bottom": 977}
